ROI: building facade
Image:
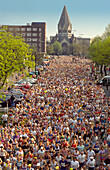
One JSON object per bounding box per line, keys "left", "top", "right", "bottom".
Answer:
{"left": 49, "top": 6, "right": 90, "bottom": 55}
{"left": 0, "top": 22, "right": 46, "bottom": 53}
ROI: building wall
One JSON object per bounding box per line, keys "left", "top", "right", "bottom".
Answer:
{"left": 75, "top": 37, "right": 90, "bottom": 47}
{"left": 1, "top": 22, "right": 46, "bottom": 53}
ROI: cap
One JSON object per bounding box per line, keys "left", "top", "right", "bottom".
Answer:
{"left": 104, "top": 141, "right": 106, "bottom": 144}
{"left": 90, "top": 156, "right": 94, "bottom": 159}
{"left": 41, "top": 147, "right": 43, "bottom": 149}
{"left": 28, "top": 164, "right": 31, "bottom": 167}
{"left": 37, "top": 163, "right": 40, "bottom": 166}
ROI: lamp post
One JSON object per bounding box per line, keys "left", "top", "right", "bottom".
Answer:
{"left": 34, "top": 40, "right": 46, "bottom": 76}
{"left": 72, "top": 30, "right": 77, "bottom": 56}
{"left": 35, "top": 51, "right": 37, "bottom": 75}
{"left": 72, "top": 30, "right": 77, "bottom": 35}
{"left": 79, "top": 34, "right": 83, "bottom": 57}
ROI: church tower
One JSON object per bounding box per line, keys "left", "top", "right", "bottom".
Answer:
{"left": 58, "top": 6, "right": 72, "bottom": 39}
{"left": 49, "top": 5, "right": 90, "bottom": 55}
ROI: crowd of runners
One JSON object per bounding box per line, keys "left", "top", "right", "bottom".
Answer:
{"left": 0, "top": 56, "right": 110, "bottom": 170}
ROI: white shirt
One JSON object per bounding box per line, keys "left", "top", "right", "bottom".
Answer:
{"left": 107, "top": 135, "right": 110, "bottom": 142}
{"left": 0, "top": 150, "right": 6, "bottom": 156}
{"left": 87, "top": 150, "right": 95, "bottom": 159}
{"left": 71, "top": 160, "right": 79, "bottom": 169}
{"left": 2, "top": 114, "right": 8, "bottom": 121}
{"left": 16, "top": 150, "right": 24, "bottom": 158}
{"left": 77, "top": 154, "right": 86, "bottom": 163}
{"left": 87, "top": 159, "right": 95, "bottom": 167}
{"left": 38, "top": 149, "right": 45, "bottom": 156}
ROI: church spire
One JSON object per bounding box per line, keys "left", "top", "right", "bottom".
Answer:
{"left": 58, "top": 6, "right": 72, "bottom": 35}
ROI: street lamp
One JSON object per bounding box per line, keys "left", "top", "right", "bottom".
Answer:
{"left": 71, "top": 30, "right": 77, "bottom": 56}
{"left": 79, "top": 34, "right": 83, "bottom": 57}
{"left": 72, "top": 30, "right": 77, "bottom": 35}
{"left": 34, "top": 40, "right": 46, "bottom": 75}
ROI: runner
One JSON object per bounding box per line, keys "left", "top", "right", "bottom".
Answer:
{"left": 0, "top": 56, "right": 109, "bottom": 169}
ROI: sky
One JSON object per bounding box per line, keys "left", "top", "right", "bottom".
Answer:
{"left": 0, "top": 0, "right": 110, "bottom": 40}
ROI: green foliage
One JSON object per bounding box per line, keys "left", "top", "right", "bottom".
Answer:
{"left": 30, "top": 46, "right": 43, "bottom": 66}
{"left": 69, "top": 42, "right": 89, "bottom": 56}
{"left": 46, "top": 44, "right": 54, "bottom": 55}
{"left": 52, "top": 41, "right": 62, "bottom": 55}
{"left": 0, "top": 28, "right": 34, "bottom": 89}
{"left": 88, "top": 35, "right": 110, "bottom": 65}
{"left": 102, "top": 24, "right": 110, "bottom": 39}
{"left": 72, "top": 43, "right": 81, "bottom": 56}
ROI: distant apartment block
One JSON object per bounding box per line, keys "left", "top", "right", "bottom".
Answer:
{"left": 0, "top": 22, "right": 46, "bottom": 53}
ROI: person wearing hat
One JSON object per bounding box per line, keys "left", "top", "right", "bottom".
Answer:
{"left": 36, "top": 162, "right": 40, "bottom": 170}
{"left": 27, "top": 164, "right": 34, "bottom": 170}
{"left": 86, "top": 157, "right": 96, "bottom": 170}
{"left": 32, "top": 157, "right": 39, "bottom": 169}
{"left": 87, "top": 147, "right": 95, "bottom": 160}
{"left": 3, "top": 159, "right": 12, "bottom": 170}
{"left": 55, "top": 165, "right": 60, "bottom": 170}
{"left": 38, "top": 146, "right": 45, "bottom": 157}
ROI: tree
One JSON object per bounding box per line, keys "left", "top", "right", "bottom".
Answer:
{"left": 0, "top": 28, "right": 34, "bottom": 89}
{"left": 52, "top": 41, "right": 62, "bottom": 55}
{"left": 102, "top": 24, "right": 110, "bottom": 39}
{"left": 88, "top": 36, "right": 110, "bottom": 65}
{"left": 46, "top": 44, "right": 54, "bottom": 55}
{"left": 30, "top": 45, "right": 43, "bottom": 66}
{"left": 72, "top": 43, "right": 81, "bottom": 56}
{"left": 82, "top": 41, "right": 90, "bottom": 56}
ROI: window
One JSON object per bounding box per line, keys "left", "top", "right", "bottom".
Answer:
{"left": 22, "top": 33, "right": 25, "bottom": 36}
{"left": 27, "top": 38, "right": 31, "bottom": 41}
{"left": 17, "top": 33, "right": 21, "bottom": 36}
{"left": 39, "top": 33, "right": 42, "bottom": 37}
{"left": 33, "top": 27, "right": 37, "bottom": 31}
{"left": 32, "top": 33, "right": 37, "bottom": 36}
{"left": 21, "top": 27, "right": 25, "bottom": 31}
{"left": 27, "top": 33, "right": 31, "bottom": 36}
{"left": 103, "top": 78, "right": 107, "bottom": 84}
{"left": 15, "top": 28, "right": 20, "bottom": 31}
{"left": 39, "top": 28, "right": 41, "bottom": 31}
{"left": 32, "top": 43, "right": 37, "bottom": 47}
{"left": 9, "top": 27, "right": 14, "bottom": 31}
{"left": 32, "top": 38, "right": 37, "bottom": 42}
{"left": 27, "top": 43, "right": 31, "bottom": 45}
{"left": 27, "top": 28, "right": 31, "bottom": 31}
{"left": 39, "top": 38, "right": 41, "bottom": 41}
{"left": 17, "top": 28, "right": 20, "bottom": 31}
